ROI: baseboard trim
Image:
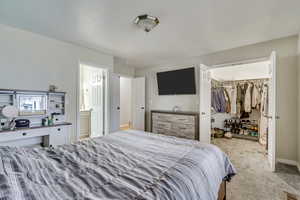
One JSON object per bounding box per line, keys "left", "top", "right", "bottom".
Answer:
{"left": 277, "top": 158, "right": 300, "bottom": 172}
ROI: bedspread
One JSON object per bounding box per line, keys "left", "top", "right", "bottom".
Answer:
{"left": 0, "top": 130, "right": 236, "bottom": 200}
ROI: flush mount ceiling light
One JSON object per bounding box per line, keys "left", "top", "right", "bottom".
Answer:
{"left": 134, "top": 14, "right": 160, "bottom": 32}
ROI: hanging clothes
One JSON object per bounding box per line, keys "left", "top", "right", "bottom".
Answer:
{"left": 251, "top": 83, "right": 261, "bottom": 109}
{"left": 211, "top": 88, "right": 227, "bottom": 113}
{"left": 244, "top": 82, "right": 253, "bottom": 113}
{"left": 261, "top": 83, "right": 269, "bottom": 116}
{"left": 236, "top": 83, "right": 242, "bottom": 117}
{"left": 225, "top": 85, "right": 237, "bottom": 115}
{"left": 223, "top": 89, "right": 231, "bottom": 113}
{"left": 259, "top": 83, "right": 269, "bottom": 145}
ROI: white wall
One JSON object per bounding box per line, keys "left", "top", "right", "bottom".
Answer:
{"left": 114, "top": 57, "right": 135, "bottom": 77}
{"left": 136, "top": 35, "right": 299, "bottom": 162}
{"left": 210, "top": 61, "right": 270, "bottom": 81}
{"left": 0, "top": 24, "right": 114, "bottom": 142}
{"left": 136, "top": 66, "right": 199, "bottom": 130}
{"left": 120, "top": 77, "right": 132, "bottom": 126}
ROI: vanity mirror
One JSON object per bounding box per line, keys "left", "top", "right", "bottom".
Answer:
{"left": 17, "top": 93, "right": 47, "bottom": 116}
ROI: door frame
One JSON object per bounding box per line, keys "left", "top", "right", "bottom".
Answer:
{"left": 199, "top": 64, "right": 212, "bottom": 143}
{"left": 201, "top": 54, "right": 277, "bottom": 171}
{"left": 76, "top": 62, "right": 110, "bottom": 142}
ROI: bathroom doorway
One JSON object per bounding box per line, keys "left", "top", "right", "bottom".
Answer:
{"left": 79, "top": 63, "right": 108, "bottom": 139}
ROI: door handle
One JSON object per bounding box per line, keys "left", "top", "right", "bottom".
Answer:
{"left": 141, "top": 107, "right": 145, "bottom": 110}
{"left": 117, "top": 106, "right": 120, "bottom": 110}
{"left": 263, "top": 115, "right": 272, "bottom": 119}
{"left": 263, "top": 115, "right": 280, "bottom": 119}
{"left": 201, "top": 112, "right": 206, "bottom": 115}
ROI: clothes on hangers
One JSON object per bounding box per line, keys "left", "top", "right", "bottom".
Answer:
{"left": 225, "top": 85, "right": 237, "bottom": 115}
{"left": 211, "top": 87, "right": 228, "bottom": 113}
{"left": 224, "top": 89, "right": 231, "bottom": 113}
{"left": 251, "top": 83, "right": 261, "bottom": 109}
{"left": 261, "top": 83, "right": 269, "bottom": 116}
{"left": 259, "top": 82, "right": 269, "bottom": 145}
{"left": 244, "top": 82, "right": 253, "bottom": 113}
{"left": 212, "top": 79, "right": 268, "bottom": 118}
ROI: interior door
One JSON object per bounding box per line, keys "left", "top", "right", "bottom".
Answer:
{"left": 109, "top": 73, "right": 120, "bottom": 133}
{"left": 132, "top": 77, "right": 145, "bottom": 131}
{"left": 92, "top": 69, "right": 106, "bottom": 137}
{"left": 80, "top": 64, "right": 106, "bottom": 138}
{"left": 199, "top": 64, "right": 212, "bottom": 143}
{"left": 268, "top": 51, "right": 277, "bottom": 172}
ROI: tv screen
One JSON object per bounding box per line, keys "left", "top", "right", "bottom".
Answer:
{"left": 157, "top": 67, "right": 196, "bottom": 95}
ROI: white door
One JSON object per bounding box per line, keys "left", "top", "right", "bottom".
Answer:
{"left": 199, "top": 64, "right": 212, "bottom": 143}
{"left": 80, "top": 64, "right": 106, "bottom": 138}
{"left": 268, "top": 51, "right": 277, "bottom": 172}
{"left": 110, "top": 73, "right": 120, "bottom": 133}
{"left": 132, "top": 77, "right": 145, "bottom": 131}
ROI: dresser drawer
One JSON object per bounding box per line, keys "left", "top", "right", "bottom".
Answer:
{"left": 152, "top": 127, "right": 168, "bottom": 135}
{"left": 152, "top": 121, "right": 172, "bottom": 130}
{"left": 173, "top": 115, "right": 195, "bottom": 125}
{"left": 152, "top": 113, "right": 174, "bottom": 122}
{"left": 0, "top": 128, "right": 50, "bottom": 143}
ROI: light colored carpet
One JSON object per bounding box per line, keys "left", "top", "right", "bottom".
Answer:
{"left": 212, "top": 138, "right": 300, "bottom": 200}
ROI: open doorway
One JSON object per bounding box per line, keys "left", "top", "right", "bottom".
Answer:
{"left": 79, "top": 63, "right": 108, "bottom": 139}
{"left": 199, "top": 53, "right": 277, "bottom": 171}
{"left": 210, "top": 61, "right": 271, "bottom": 147}
{"left": 109, "top": 75, "right": 146, "bottom": 133}
{"left": 120, "top": 77, "right": 133, "bottom": 130}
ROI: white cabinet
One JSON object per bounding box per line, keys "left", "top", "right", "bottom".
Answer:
{"left": 49, "top": 126, "right": 70, "bottom": 147}
{"left": 0, "top": 123, "right": 71, "bottom": 147}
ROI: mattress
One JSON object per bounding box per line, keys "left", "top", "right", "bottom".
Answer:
{"left": 0, "top": 130, "right": 236, "bottom": 200}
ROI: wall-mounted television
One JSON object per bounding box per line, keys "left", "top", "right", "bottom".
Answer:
{"left": 157, "top": 67, "right": 196, "bottom": 95}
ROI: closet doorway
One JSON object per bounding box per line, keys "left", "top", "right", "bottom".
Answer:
{"left": 199, "top": 52, "right": 277, "bottom": 171}
{"left": 79, "top": 63, "right": 108, "bottom": 139}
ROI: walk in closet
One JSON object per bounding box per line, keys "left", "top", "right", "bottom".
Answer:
{"left": 210, "top": 61, "right": 271, "bottom": 149}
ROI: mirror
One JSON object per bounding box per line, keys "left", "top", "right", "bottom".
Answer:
{"left": 18, "top": 94, "right": 47, "bottom": 116}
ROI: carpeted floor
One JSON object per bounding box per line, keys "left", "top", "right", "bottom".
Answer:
{"left": 212, "top": 138, "right": 300, "bottom": 200}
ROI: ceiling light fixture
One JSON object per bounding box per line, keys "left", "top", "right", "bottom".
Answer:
{"left": 134, "top": 14, "right": 160, "bottom": 32}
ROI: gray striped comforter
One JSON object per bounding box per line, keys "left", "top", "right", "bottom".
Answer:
{"left": 0, "top": 130, "right": 236, "bottom": 200}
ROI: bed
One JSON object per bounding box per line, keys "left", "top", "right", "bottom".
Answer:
{"left": 0, "top": 130, "right": 236, "bottom": 200}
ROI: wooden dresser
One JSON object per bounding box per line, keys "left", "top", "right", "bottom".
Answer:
{"left": 151, "top": 110, "right": 199, "bottom": 140}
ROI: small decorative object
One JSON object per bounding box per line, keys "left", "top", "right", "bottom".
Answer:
{"left": 1, "top": 105, "right": 18, "bottom": 130}
{"left": 48, "top": 116, "right": 53, "bottom": 126}
{"left": 134, "top": 14, "right": 160, "bottom": 32}
{"left": 42, "top": 118, "right": 48, "bottom": 126}
{"left": 49, "top": 85, "right": 58, "bottom": 92}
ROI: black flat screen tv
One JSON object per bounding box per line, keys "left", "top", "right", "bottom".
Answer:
{"left": 157, "top": 67, "right": 196, "bottom": 95}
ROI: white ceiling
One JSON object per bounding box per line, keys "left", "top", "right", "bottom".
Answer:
{"left": 0, "top": 0, "right": 299, "bottom": 68}
{"left": 210, "top": 61, "right": 270, "bottom": 81}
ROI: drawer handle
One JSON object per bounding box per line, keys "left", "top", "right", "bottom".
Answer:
{"left": 22, "top": 132, "right": 27, "bottom": 136}
{"left": 57, "top": 128, "right": 61, "bottom": 131}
